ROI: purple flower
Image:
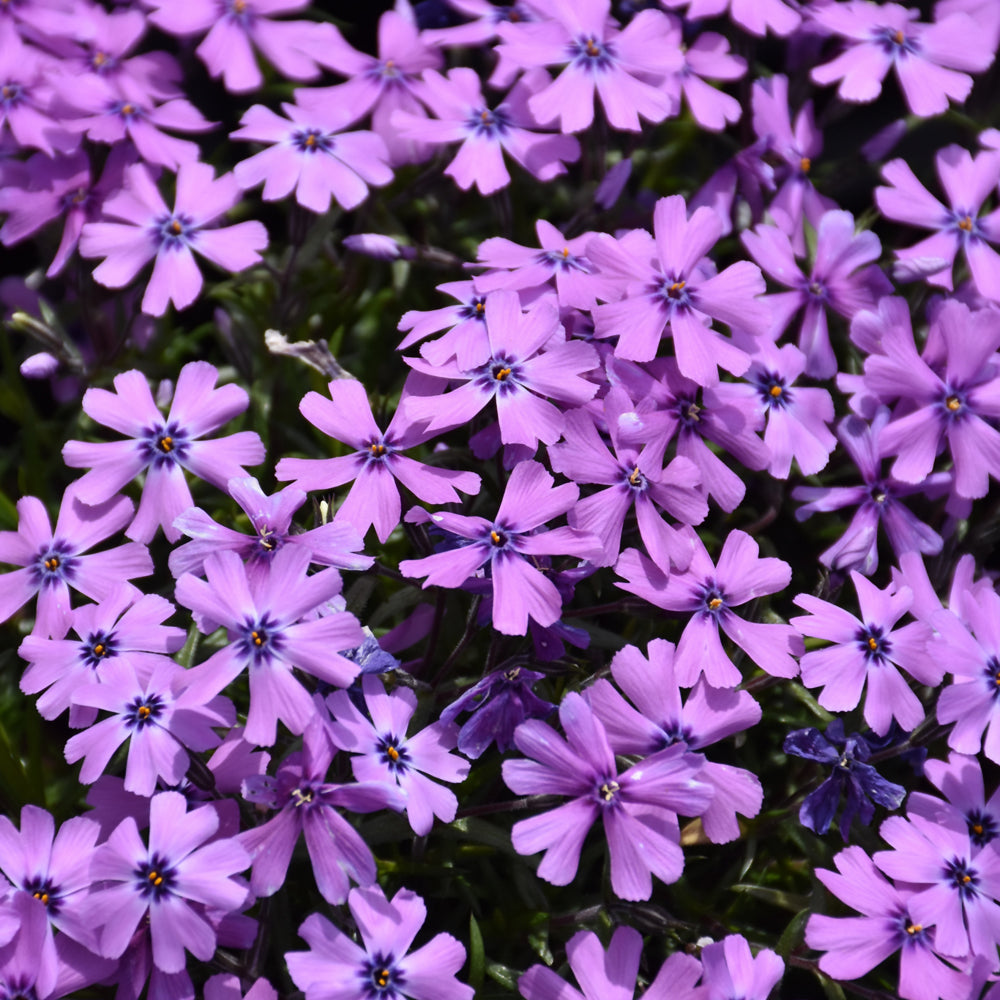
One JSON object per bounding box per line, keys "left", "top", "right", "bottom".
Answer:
{"left": 793, "top": 572, "right": 940, "bottom": 735}
{"left": 0, "top": 484, "right": 152, "bottom": 638}
{"left": 392, "top": 67, "right": 580, "bottom": 195}
{"left": 792, "top": 407, "right": 946, "bottom": 576}
{"left": 587, "top": 639, "right": 762, "bottom": 843}
{"left": 275, "top": 375, "right": 481, "bottom": 544}
{"left": 397, "top": 279, "right": 491, "bottom": 369}
{"left": 662, "top": 0, "right": 799, "bottom": 36}
{"left": 588, "top": 194, "right": 769, "bottom": 383}
{"left": 616, "top": 528, "right": 801, "bottom": 688}
{"left": 700, "top": 936, "right": 783, "bottom": 1000}
{"left": 0, "top": 27, "right": 70, "bottom": 155}
{"left": 662, "top": 27, "right": 746, "bottom": 132}
{"left": 494, "top": 0, "right": 681, "bottom": 133}
{"left": 519, "top": 927, "right": 705, "bottom": 1000}
{"left": 807, "top": 845, "right": 971, "bottom": 1000}
{"left": 175, "top": 546, "right": 364, "bottom": 746}
{"left": 87, "top": 791, "right": 249, "bottom": 973}
{"left": 327, "top": 675, "right": 469, "bottom": 835}
{"left": 239, "top": 719, "right": 404, "bottom": 903}
{"left": 400, "top": 460, "right": 602, "bottom": 635}
{"left": 503, "top": 692, "right": 712, "bottom": 900}
{"left": 784, "top": 718, "right": 906, "bottom": 839}
{"left": 922, "top": 753, "right": 1000, "bottom": 852}
{"left": 79, "top": 161, "right": 268, "bottom": 316}
{"left": 169, "top": 476, "right": 372, "bottom": 584}
{"left": 18, "top": 586, "right": 184, "bottom": 726}
{"left": 875, "top": 145, "right": 1000, "bottom": 299}
{"left": 441, "top": 664, "right": 555, "bottom": 758}
{"left": 286, "top": 885, "right": 473, "bottom": 1000}
{"left": 403, "top": 290, "right": 599, "bottom": 451}
{"left": 232, "top": 102, "right": 393, "bottom": 213}
{"left": 62, "top": 361, "right": 266, "bottom": 543}
{"left": 810, "top": 3, "right": 994, "bottom": 117}
{"left": 741, "top": 210, "right": 891, "bottom": 378}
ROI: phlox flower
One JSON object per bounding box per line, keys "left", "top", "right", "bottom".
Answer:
{"left": 232, "top": 102, "right": 392, "bottom": 213}
{"left": 205, "top": 975, "right": 278, "bottom": 1000}
{"left": 917, "top": 753, "right": 1000, "bottom": 855}
{"left": 741, "top": 210, "right": 891, "bottom": 378}
{"left": 239, "top": 719, "right": 404, "bottom": 903}
{"left": 286, "top": 885, "right": 473, "bottom": 1000}
{"left": 79, "top": 161, "right": 268, "bottom": 316}
{"left": 18, "top": 586, "right": 184, "bottom": 726}
{"left": 403, "top": 290, "right": 599, "bottom": 450}
{"left": 700, "top": 936, "right": 784, "bottom": 1000}
{"left": 399, "top": 460, "right": 602, "bottom": 636}
{"left": 810, "top": 2, "right": 994, "bottom": 117}
{"left": 494, "top": 0, "right": 682, "bottom": 133}
{"left": 519, "top": 926, "right": 705, "bottom": 1000}
{"left": 175, "top": 545, "right": 364, "bottom": 746}
{"left": 274, "top": 375, "right": 481, "bottom": 544}
{"left": 0, "top": 27, "right": 70, "bottom": 156}
{"left": 0, "top": 484, "right": 152, "bottom": 638}
{"left": 662, "top": 27, "right": 745, "bottom": 132}
{"left": 145, "top": 0, "right": 327, "bottom": 93}
{"left": 327, "top": 675, "right": 469, "bottom": 835}
{"left": 875, "top": 145, "right": 1000, "bottom": 299}
{"left": 87, "top": 791, "right": 249, "bottom": 974}
{"left": 807, "top": 846, "right": 970, "bottom": 1000}
{"left": 615, "top": 528, "right": 801, "bottom": 687}
{"left": 587, "top": 638, "right": 763, "bottom": 843}
{"left": 397, "top": 280, "right": 491, "bottom": 369}
{"left": 169, "top": 476, "right": 372, "bottom": 584}
{"left": 503, "top": 692, "right": 712, "bottom": 900}
{"left": 792, "top": 571, "right": 941, "bottom": 735}
{"left": 64, "top": 656, "right": 234, "bottom": 795}
{"left": 62, "top": 361, "right": 265, "bottom": 543}
{"left": 588, "top": 194, "right": 769, "bottom": 384}
{"left": 661, "top": 0, "right": 799, "bottom": 36}
{"left": 393, "top": 67, "right": 579, "bottom": 195}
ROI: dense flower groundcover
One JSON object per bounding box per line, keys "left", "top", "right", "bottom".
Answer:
{"left": 6, "top": 0, "right": 1000, "bottom": 998}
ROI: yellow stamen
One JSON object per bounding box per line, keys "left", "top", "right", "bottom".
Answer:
{"left": 92, "top": 51, "right": 107, "bottom": 67}
{"left": 561, "top": 247, "right": 570, "bottom": 257}
{"left": 370, "top": 442, "right": 386, "bottom": 457}
{"left": 708, "top": 597, "right": 723, "bottom": 610}
{"left": 974, "top": 824, "right": 984, "bottom": 835}
{"left": 251, "top": 630, "right": 263, "bottom": 646}
{"left": 958, "top": 215, "right": 974, "bottom": 232}
{"left": 138, "top": 705, "right": 151, "bottom": 719}
{"left": 387, "top": 745, "right": 399, "bottom": 761}
{"left": 304, "top": 133, "right": 317, "bottom": 147}
{"left": 868, "top": 637, "right": 878, "bottom": 651}
{"left": 963, "top": 874, "right": 972, "bottom": 883}
{"left": 121, "top": 103, "right": 135, "bottom": 116}
{"left": 599, "top": 781, "right": 619, "bottom": 801}
{"left": 946, "top": 396, "right": 961, "bottom": 411}
{"left": 490, "top": 530, "right": 503, "bottom": 545}
{"left": 93, "top": 643, "right": 105, "bottom": 656}
{"left": 894, "top": 29, "right": 905, "bottom": 44}
{"left": 800, "top": 156, "right": 811, "bottom": 173}
{"left": 769, "top": 384, "right": 782, "bottom": 397}
{"left": 376, "top": 970, "right": 390, "bottom": 988}
{"left": 169, "top": 220, "right": 182, "bottom": 236}
{"left": 628, "top": 466, "right": 642, "bottom": 487}
{"left": 668, "top": 280, "right": 686, "bottom": 295}
{"left": 475, "top": 301, "right": 485, "bottom": 314}
{"left": 159, "top": 435, "right": 173, "bottom": 451}
{"left": 33, "top": 892, "right": 49, "bottom": 904}
{"left": 291, "top": 788, "right": 313, "bottom": 806}
{"left": 906, "top": 923, "right": 922, "bottom": 935}
{"left": 147, "top": 870, "right": 163, "bottom": 886}
{"left": 44, "top": 556, "right": 59, "bottom": 571}
{"left": 585, "top": 39, "right": 600, "bottom": 56}
{"left": 493, "top": 366, "right": 512, "bottom": 381}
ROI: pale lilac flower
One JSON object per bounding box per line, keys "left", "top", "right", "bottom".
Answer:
{"left": 287, "top": 885, "right": 473, "bottom": 1000}
{"left": 810, "top": 3, "right": 994, "bottom": 117}
{"left": 232, "top": 102, "right": 392, "bottom": 212}
{"left": 0, "top": 26, "right": 70, "bottom": 155}
{"left": 0, "top": 484, "right": 151, "bottom": 638}
{"left": 87, "top": 791, "right": 249, "bottom": 973}
{"left": 327, "top": 675, "right": 469, "bottom": 835}
{"left": 616, "top": 528, "right": 801, "bottom": 687}
{"left": 239, "top": 719, "right": 404, "bottom": 903}
{"left": 519, "top": 927, "right": 706, "bottom": 1000}
{"left": 275, "top": 375, "right": 481, "bottom": 544}
{"left": 662, "top": 0, "right": 799, "bottom": 36}
{"left": 399, "top": 460, "right": 602, "bottom": 636}
{"left": 503, "top": 692, "right": 712, "bottom": 899}
{"left": 918, "top": 753, "right": 1000, "bottom": 855}
{"left": 495, "top": 0, "right": 682, "bottom": 134}
{"left": 175, "top": 546, "right": 363, "bottom": 746}
{"left": 62, "top": 361, "right": 265, "bottom": 543}
{"left": 661, "top": 25, "right": 746, "bottom": 131}
{"left": 397, "top": 280, "right": 491, "bottom": 369}
{"left": 875, "top": 145, "right": 1000, "bottom": 299}
{"left": 169, "top": 476, "right": 372, "bottom": 584}
{"left": 792, "top": 572, "right": 941, "bottom": 735}
{"left": 80, "top": 161, "right": 268, "bottom": 317}
{"left": 700, "top": 936, "right": 783, "bottom": 1000}
{"left": 587, "top": 639, "right": 763, "bottom": 843}
{"left": 588, "top": 195, "right": 769, "bottom": 383}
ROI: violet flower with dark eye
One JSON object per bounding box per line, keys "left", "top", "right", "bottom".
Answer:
{"left": 275, "top": 375, "right": 481, "bottom": 544}
{"left": 62, "top": 361, "right": 266, "bottom": 544}
{"left": 440, "top": 664, "right": 555, "bottom": 758}
{"left": 784, "top": 719, "right": 906, "bottom": 839}
{"left": 169, "top": 476, "right": 372, "bottom": 584}
{"left": 397, "top": 280, "right": 491, "bottom": 369}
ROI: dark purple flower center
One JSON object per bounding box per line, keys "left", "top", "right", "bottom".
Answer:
{"left": 135, "top": 854, "right": 176, "bottom": 900}
{"left": 1, "top": 81, "right": 22, "bottom": 106}
{"left": 378, "top": 735, "right": 410, "bottom": 774}
{"left": 290, "top": 782, "right": 318, "bottom": 808}
{"left": 23, "top": 874, "right": 60, "bottom": 914}
{"left": 125, "top": 693, "right": 165, "bottom": 729}
{"left": 540, "top": 246, "right": 590, "bottom": 273}
{"left": 755, "top": 371, "right": 793, "bottom": 409}
{"left": 857, "top": 624, "right": 891, "bottom": 663}
{"left": 110, "top": 99, "right": 143, "bottom": 121}
{"left": 967, "top": 809, "right": 998, "bottom": 847}
{"left": 252, "top": 524, "right": 283, "bottom": 557}
{"left": 224, "top": 0, "right": 253, "bottom": 23}
{"left": 60, "top": 185, "right": 92, "bottom": 211}
{"left": 371, "top": 59, "right": 410, "bottom": 89}
{"left": 240, "top": 614, "right": 284, "bottom": 666}
{"left": 945, "top": 857, "right": 979, "bottom": 898}
{"left": 876, "top": 25, "right": 918, "bottom": 56}
{"left": 805, "top": 277, "right": 828, "bottom": 301}
{"left": 897, "top": 911, "right": 927, "bottom": 946}
{"left": 623, "top": 464, "right": 648, "bottom": 492}
{"left": 595, "top": 775, "right": 621, "bottom": 807}
{"left": 88, "top": 48, "right": 118, "bottom": 73}
{"left": 658, "top": 721, "right": 692, "bottom": 749}
{"left": 984, "top": 657, "right": 1000, "bottom": 700}
{"left": 80, "top": 630, "right": 117, "bottom": 668}
{"left": 570, "top": 35, "right": 615, "bottom": 71}
{"left": 362, "top": 954, "right": 404, "bottom": 1000}
{"left": 293, "top": 128, "right": 334, "bottom": 154}
{"left": 493, "top": 3, "right": 529, "bottom": 22}
{"left": 155, "top": 213, "right": 195, "bottom": 250}
{"left": 462, "top": 296, "right": 488, "bottom": 321}
{"left": 141, "top": 420, "right": 190, "bottom": 467}
{"left": 951, "top": 210, "right": 983, "bottom": 241}
{"left": 701, "top": 583, "right": 726, "bottom": 615}
{"left": 676, "top": 396, "right": 703, "bottom": 427}
{"left": 33, "top": 540, "right": 77, "bottom": 587}
{"left": 365, "top": 438, "right": 393, "bottom": 464}
{"left": 657, "top": 276, "right": 692, "bottom": 308}
{"left": 466, "top": 106, "right": 509, "bottom": 137}
{"left": 940, "top": 388, "right": 967, "bottom": 421}
{"left": 869, "top": 483, "right": 890, "bottom": 505}
{"left": 478, "top": 355, "right": 522, "bottom": 395}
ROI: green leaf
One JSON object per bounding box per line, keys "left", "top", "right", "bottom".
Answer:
{"left": 485, "top": 962, "right": 519, "bottom": 992}
{"left": 469, "top": 913, "right": 485, "bottom": 993}
{"left": 730, "top": 884, "right": 811, "bottom": 912}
